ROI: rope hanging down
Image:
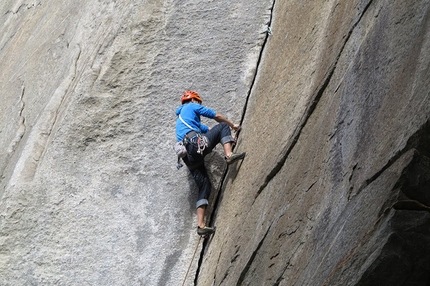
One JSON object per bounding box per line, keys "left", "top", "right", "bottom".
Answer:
{"left": 182, "top": 236, "right": 203, "bottom": 286}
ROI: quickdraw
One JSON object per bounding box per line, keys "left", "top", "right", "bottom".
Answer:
{"left": 196, "top": 133, "right": 208, "bottom": 155}
{"left": 186, "top": 132, "right": 208, "bottom": 155}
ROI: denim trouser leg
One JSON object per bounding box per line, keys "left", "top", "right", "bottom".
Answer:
{"left": 190, "top": 164, "right": 211, "bottom": 208}
{"left": 204, "top": 122, "right": 234, "bottom": 153}
{"left": 183, "top": 122, "right": 234, "bottom": 209}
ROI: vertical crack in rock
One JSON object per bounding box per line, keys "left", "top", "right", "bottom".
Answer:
{"left": 7, "top": 47, "right": 81, "bottom": 186}
{"left": 1, "top": 86, "right": 27, "bottom": 190}
{"left": 347, "top": 4, "right": 430, "bottom": 200}
{"left": 239, "top": 0, "right": 276, "bottom": 126}
{"left": 274, "top": 263, "right": 290, "bottom": 286}
{"left": 255, "top": 0, "right": 375, "bottom": 199}
{"left": 7, "top": 85, "right": 26, "bottom": 153}
{"left": 272, "top": 239, "right": 307, "bottom": 285}
{"left": 353, "top": 11, "right": 430, "bottom": 197}
{"left": 236, "top": 223, "right": 272, "bottom": 285}
{"left": 211, "top": 251, "right": 225, "bottom": 285}
{"left": 210, "top": 0, "right": 277, "bottom": 226}
{"left": 194, "top": 1, "right": 277, "bottom": 284}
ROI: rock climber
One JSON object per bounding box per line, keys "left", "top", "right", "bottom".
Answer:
{"left": 175, "top": 90, "right": 246, "bottom": 236}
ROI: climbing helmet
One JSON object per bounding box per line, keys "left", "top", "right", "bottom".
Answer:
{"left": 181, "top": 90, "right": 202, "bottom": 104}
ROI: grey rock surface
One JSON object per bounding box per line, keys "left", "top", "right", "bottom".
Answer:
{"left": 0, "top": 0, "right": 272, "bottom": 285}
{"left": 1, "top": 0, "right": 430, "bottom": 285}
{"left": 198, "top": 0, "right": 430, "bottom": 285}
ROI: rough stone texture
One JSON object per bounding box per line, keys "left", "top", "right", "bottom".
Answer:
{"left": 198, "top": 0, "right": 430, "bottom": 285}
{"left": 1, "top": 0, "right": 430, "bottom": 285}
{"left": 0, "top": 0, "right": 272, "bottom": 285}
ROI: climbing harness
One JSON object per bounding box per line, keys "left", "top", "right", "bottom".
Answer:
{"left": 186, "top": 131, "right": 208, "bottom": 155}
{"left": 178, "top": 114, "right": 208, "bottom": 155}
{"left": 175, "top": 114, "right": 208, "bottom": 169}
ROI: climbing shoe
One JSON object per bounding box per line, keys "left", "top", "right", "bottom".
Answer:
{"left": 226, "top": 152, "right": 246, "bottom": 165}
{"left": 197, "top": 225, "right": 216, "bottom": 236}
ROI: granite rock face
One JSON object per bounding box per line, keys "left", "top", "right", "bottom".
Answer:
{"left": 198, "top": 0, "right": 430, "bottom": 285}
{"left": 1, "top": 0, "right": 430, "bottom": 285}
{"left": 0, "top": 0, "right": 272, "bottom": 285}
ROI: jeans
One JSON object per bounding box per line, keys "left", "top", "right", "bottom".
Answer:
{"left": 183, "top": 122, "right": 234, "bottom": 208}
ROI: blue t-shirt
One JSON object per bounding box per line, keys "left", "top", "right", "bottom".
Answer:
{"left": 175, "top": 103, "right": 216, "bottom": 141}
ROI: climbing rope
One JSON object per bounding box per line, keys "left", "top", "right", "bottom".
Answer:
{"left": 182, "top": 235, "right": 203, "bottom": 286}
